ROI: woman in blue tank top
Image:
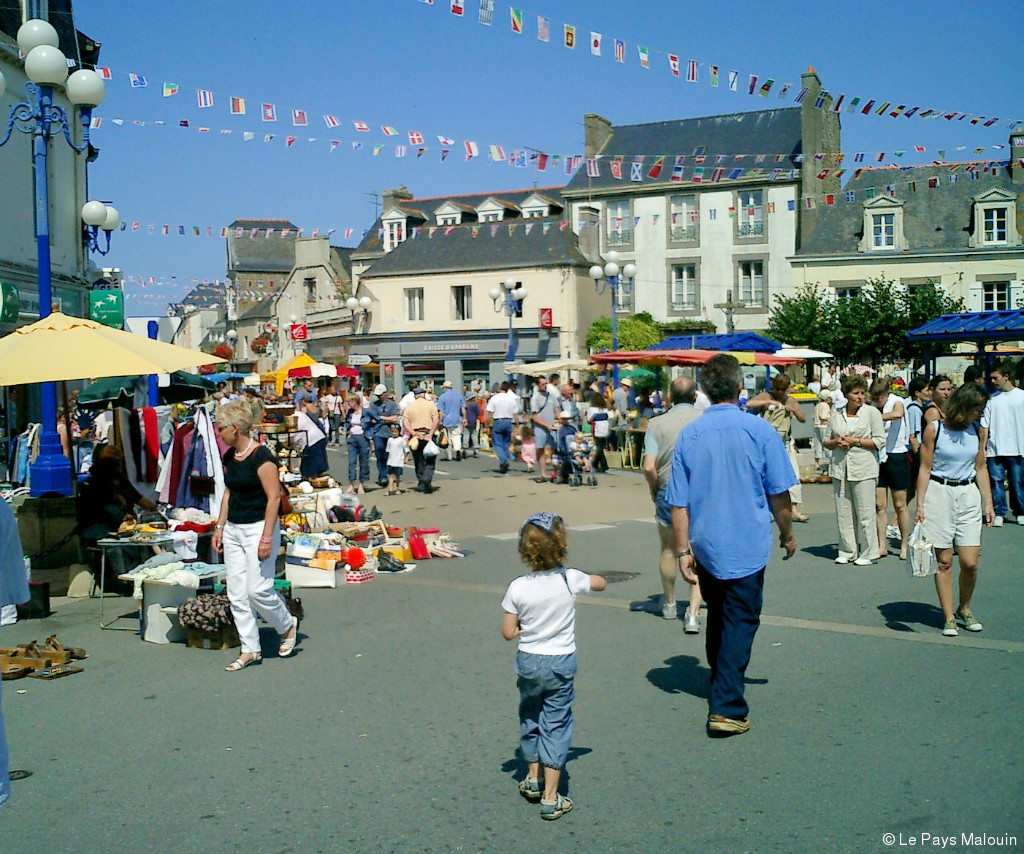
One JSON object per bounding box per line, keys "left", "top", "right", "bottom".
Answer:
{"left": 913, "top": 383, "right": 994, "bottom": 638}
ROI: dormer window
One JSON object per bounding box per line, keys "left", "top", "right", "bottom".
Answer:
{"left": 859, "top": 195, "right": 907, "bottom": 252}
{"left": 521, "top": 193, "right": 558, "bottom": 220}
{"left": 481, "top": 213, "right": 500, "bottom": 223}
{"left": 387, "top": 221, "right": 404, "bottom": 248}
{"left": 439, "top": 215, "right": 458, "bottom": 226}
{"left": 970, "top": 188, "right": 1019, "bottom": 247}
{"left": 476, "top": 197, "right": 514, "bottom": 223}
{"left": 382, "top": 210, "right": 408, "bottom": 252}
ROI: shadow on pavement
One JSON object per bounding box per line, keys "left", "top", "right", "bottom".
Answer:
{"left": 802, "top": 544, "right": 838, "bottom": 560}
{"left": 501, "top": 746, "right": 593, "bottom": 792}
{"left": 878, "top": 600, "right": 945, "bottom": 633}
{"left": 647, "top": 655, "right": 710, "bottom": 699}
{"left": 629, "top": 595, "right": 668, "bottom": 617}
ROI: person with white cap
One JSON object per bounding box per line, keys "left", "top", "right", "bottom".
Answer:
{"left": 437, "top": 379, "right": 467, "bottom": 461}
{"left": 368, "top": 384, "right": 399, "bottom": 487}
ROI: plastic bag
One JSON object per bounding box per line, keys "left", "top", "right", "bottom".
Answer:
{"left": 423, "top": 439, "right": 440, "bottom": 458}
{"left": 907, "top": 522, "right": 938, "bottom": 578}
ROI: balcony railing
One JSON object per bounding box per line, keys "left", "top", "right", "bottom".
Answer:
{"left": 737, "top": 221, "right": 764, "bottom": 237}
{"left": 606, "top": 227, "right": 632, "bottom": 246}
{"left": 670, "top": 224, "right": 698, "bottom": 242}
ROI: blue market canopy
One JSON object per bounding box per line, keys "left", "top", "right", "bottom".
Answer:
{"left": 651, "top": 332, "right": 781, "bottom": 353}
{"left": 906, "top": 310, "right": 1024, "bottom": 345}
{"left": 206, "top": 371, "right": 251, "bottom": 382}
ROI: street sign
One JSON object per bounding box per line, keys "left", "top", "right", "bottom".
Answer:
{"left": 89, "top": 289, "right": 124, "bottom": 329}
{"left": 289, "top": 323, "right": 307, "bottom": 341}
{"left": 0, "top": 282, "right": 19, "bottom": 324}
{"left": 348, "top": 354, "right": 372, "bottom": 366}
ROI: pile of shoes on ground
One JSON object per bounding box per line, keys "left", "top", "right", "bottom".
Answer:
{"left": 0, "top": 635, "right": 86, "bottom": 680}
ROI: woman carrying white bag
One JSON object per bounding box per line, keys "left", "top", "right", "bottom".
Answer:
{"left": 913, "top": 383, "right": 994, "bottom": 637}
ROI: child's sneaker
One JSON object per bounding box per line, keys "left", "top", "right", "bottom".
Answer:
{"left": 540, "top": 794, "right": 573, "bottom": 820}
{"left": 518, "top": 777, "right": 542, "bottom": 802}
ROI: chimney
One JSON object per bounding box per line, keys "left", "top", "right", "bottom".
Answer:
{"left": 382, "top": 185, "right": 414, "bottom": 212}
{"left": 577, "top": 205, "right": 601, "bottom": 262}
{"left": 1012, "top": 133, "right": 1024, "bottom": 185}
{"left": 584, "top": 114, "right": 613, "bottom": 159}
{"left": 798, "top": 67, "right": 841, "bottom": 249}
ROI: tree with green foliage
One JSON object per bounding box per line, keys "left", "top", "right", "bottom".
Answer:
{"left": 586, "top": 311, "right": 661, "bottom": 353}
{"left": 767, "top": 277, "right": 965, "bottom": 368}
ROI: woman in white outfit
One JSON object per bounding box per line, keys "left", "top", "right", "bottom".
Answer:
{"left": 914, "top": 383, "right": 993, "bottom": 637}
{"left": 212, "top": 398, "right": 298, "bottom": 671}
{"left": 823, "top": 375, "right": 885, "bottom": 565}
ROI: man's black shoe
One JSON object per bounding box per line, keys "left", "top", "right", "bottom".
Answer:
{"left": 455, "top": 451, "right": 462, "bottom": 461}
{"left": 499, "top": 462, "right": 509, "bottom": 474}
{"left": 423, "top": 483, "right": 435, "bottom": 494}
{"left": 413, "top": 482, "right": 427, "bottom": 492}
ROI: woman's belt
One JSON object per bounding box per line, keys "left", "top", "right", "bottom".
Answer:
{"left": 929, "top": 474, "right": 976, "bottom": 487}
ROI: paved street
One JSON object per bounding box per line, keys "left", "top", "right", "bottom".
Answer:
{"left": 2, "top": 455, "right": 1022, "bottom": 852}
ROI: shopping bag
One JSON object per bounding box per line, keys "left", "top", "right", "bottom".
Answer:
{"left": 423, "top": 439, "right": 440, "bottom": 458}
{"left": 907, "top": 522, "right": 938, "bottom": 578}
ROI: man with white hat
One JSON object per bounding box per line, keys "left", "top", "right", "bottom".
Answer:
{"left": 368, "top": 384, "right": 399, "bottom": 487}
{"left": 436, "top": 379, "right": 467, "bottom": 462}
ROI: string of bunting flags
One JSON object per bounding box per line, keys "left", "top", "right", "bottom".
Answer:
{"left": 117, "top": 157, "right": 1005, "bottom": 302}
{"left": 84, "top": 108, "right": 1021, "bottom": 174}
{"left": 417, "top": 0, "right": 1021, "bottom": 130}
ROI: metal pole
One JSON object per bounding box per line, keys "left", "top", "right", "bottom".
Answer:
{"left": 28, "top": 84, "right": 72, "bottom": 496}
{"left": 147, "top": 320, "right": 160, "bottom": 406}
{"left": 506, "top": 298, "right": 516, "bottom": 362}
{"left": 610, "top": 276, "right": 619, "bottom": 387}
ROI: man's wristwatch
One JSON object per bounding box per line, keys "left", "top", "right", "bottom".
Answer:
{"left": 676, "top": 548, "right": 693, "bottom": 559}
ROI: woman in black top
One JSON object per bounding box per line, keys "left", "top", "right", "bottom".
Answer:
{"left": 212, "top": 398, "right": 298, "bottom": 671}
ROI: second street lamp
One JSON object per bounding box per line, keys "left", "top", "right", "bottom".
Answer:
{"left": 490, "top": 278, "right": 527, "bottom": 362}
{"left": 589, "top": 250, "right": 636, "bottom": 387}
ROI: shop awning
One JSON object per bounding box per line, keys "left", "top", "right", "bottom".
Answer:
{"left": 906, "top": 310, "right": 1024, "bottom": 344}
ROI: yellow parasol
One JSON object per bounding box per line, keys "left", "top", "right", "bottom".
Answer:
{"left": 0, "top": 312, "right": 226, "bottom": 386}
{"left": 267, "top": 352, "right": 318, "bottom": 395}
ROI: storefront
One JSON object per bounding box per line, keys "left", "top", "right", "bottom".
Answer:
{"left": 348, "top": 326, "right": 562, "bottom": 394}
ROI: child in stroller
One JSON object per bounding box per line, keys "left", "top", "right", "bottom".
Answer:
{"left": 552, "top": 414, "right": 597, "bottom": 486}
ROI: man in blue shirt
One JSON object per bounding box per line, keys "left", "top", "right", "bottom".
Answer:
{"left": 292, "top": 378, "right": 318, "bottom": 411}
{"left": 666, "top": 354, "right": 797, "bottom": 737}
{"left": 436, "top": 380, "right": 467, "bottom": 461}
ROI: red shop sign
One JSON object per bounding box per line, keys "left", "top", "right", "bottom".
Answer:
{"left": 289, "top": 323, "right": 308, "bottom": 341}
{"left": 539, "top": 308, "right": 553, "bottom": 329}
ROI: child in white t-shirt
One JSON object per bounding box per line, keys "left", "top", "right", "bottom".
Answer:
{"left": 385, "top": 425, "right": 407, "bottom": 495}
{"left": 500, "top": 512, "right": 606, "bottom": 821}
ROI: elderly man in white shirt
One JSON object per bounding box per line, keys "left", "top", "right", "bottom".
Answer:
{"left": 984, "top": 361, "right": 1024, "bottom": 526}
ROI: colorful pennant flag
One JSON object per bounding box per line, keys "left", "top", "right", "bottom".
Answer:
{"left": 97, "top": 66, "right": 112, "bottom": 79}
{"left": 537, "top": 15, "right": 549, "bottom": 42}
{"left": 479, "top": 0, "right": 494, "bottom": 25}
{"left": 728, "top": 70, "right": 738, "bottom": 91}
{"left": 710, "top": 65, "right": 719, "bottom": 87}
{"left": 409, "top": 131, "right": 424, "bottom": 145}
{"left": 230, "top": 96, "right": 245, "bottom": 115}
{"left": 510, "top": 7, "right": 523, "bottom": 33}
{"left": 197, "top": 89, "right": 214, "bottom": 108}
{"left": 381, "top": 126, "right": 398, "bottom": 136}
{"left": 292, "top": 110, "right": 308, "bottom": 127}
{"left": 323, "top": 114, "right": 340, "bottom": 128}
{"left": 353, "top": 120, "right": 369, "bottom": 132}
{"left": 686, "top": 60, "right": 697, "bottom": 82}
{"left": 262, "top": 103, "right": 277, "bottom": 122}
{"left": 162, "top": 82, "right": 178, "bottom": 97}
{"left": 614, "top": 39, "right": 625, "bottom": 63}
{"left": 129, "top": 73, "right": 147, "bottom": 88}
{"left": 668, "top": 54, "right": 680, "bottom": 76}
{"left": 638, "top": 46, "right": 649, "bottom": 68}
{"left": 591, "top": 32, "right": 602, "bottom": 56}
{"left": 451, "top": 0, "right": 464, "bottom": 16}
{"left": 564, "top": 24, "right": 575, "bottom": 48}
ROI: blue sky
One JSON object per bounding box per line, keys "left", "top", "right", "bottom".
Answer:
{"left": 71, "top": 0, "right": 1023, "bottom": 315}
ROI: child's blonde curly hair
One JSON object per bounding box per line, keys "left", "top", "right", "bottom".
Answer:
{"left": 518, "top": 513, "right": 568, "bottom": 572}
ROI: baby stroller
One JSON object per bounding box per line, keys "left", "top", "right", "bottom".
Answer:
{"left": 551, "top": 421, "right": 597, "bottom": 487}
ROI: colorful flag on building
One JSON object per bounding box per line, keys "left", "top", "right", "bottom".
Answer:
{"left": 490, "top": 145, "right": 505, "bottom": 161}
{"left": 324, "top": 114, "right": 340, "bottom": 128}
{"left": 479, "top": 0, "right": 494, "bottom": 25}
{"left": 586, "top": 158, "right": 600, "bottom": 177}
{"left": 630, "top": 160, "right": 643, "bottom": 181}
{"left": 395, "top": 145, "right": 406, "bottom": 157}
{"left": 286, "top": 136, "right": 297, "bottom": 147}
{"left": 381, "top": 126, "right": 398, "bottom": 136}
{"left": 610, "top": 159, "right": 622, "bottom": 179}
{"left": 564, "top": 24, "right": 575, "bottom": 48}
{"left": 614, "top": 39, "right": 625, "bottom": 63}
{"left": 409, "top": 131, "right": 424, "bottom": 144}
{"left": 162, "top": 82, "right": 178, "bottom": 97}
{"left": 591, "top": 32, "right": 601, "bottom": 55}
{"left": 638, "top": 46, "right": 649, "bottom": 68}
{"left": 748, "top": 75, "right": 758, "bottom": 95}
{"left": 97, "top": 66, "right": 112, "bottom": 79}
{"left": 537, "top": 15, "right": 549, "bottom": 41}
{"left": 759, "top": 79, "right": 774, "bottom": 96}
{"left": 687, "top": 59, "right": 697, "bottom": 82}
{"left": 129, "top": 73, "right": 147, "bottom": 88}
{"left": 451, "top": 0, "right": 464, "bottom": 16}
{"left": 647, "top": 156, "right": 665, "bottom": 179}
{"left": 668, "top": 54, "right": 680, "bottom": 76}
{"left": 510, "top": 7, "right": 522, "bottom": 32}
{"left": 197, "top": 89, "right": 214, "bottom": 108}
{"left": 709, "top": 65, "right": 719, "bottom": 87}
{"left": 728, "top": 70, "right": 738, "bottom": 91}
{"left": 230, "top": 96, "right": 246, "bottom": 115}
{"left": 262, "top": 103, "right": 277, "bottom": 122}
{"left": 292, "top": 110, "right": 308, "bottom": 126}
{"left": 353, "top": 120, "right": 369, "bottom": 132}
{"left": 465, "top": 140, "right": 479, "bottom": 160}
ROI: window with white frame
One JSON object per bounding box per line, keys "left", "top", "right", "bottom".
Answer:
{"left": 834, "top": 285, "right": 862, "bottom": 301}
{"left": 438, "top": 215, "right": 458, "bottom": 226}
{"left": 386, "top": 220, "right": 405, "bottom": 250}
{"left": 606, "top": 200, "right": 631, "bottom": 247}
{"left": 405, "top": 287, "right": 424, "bottom": 321}
{"left": 737, "top": 260, "right": 766, "bottom": 306}
{"left": 669, "top": 194, "right": 698, "bottom": 242}
{"left": 872, "top": 213, "right": 895, "bottom": 249}
{"left": 670, "top": 264, "right": 698, "bottom": 310}
{"left": 736, "top": 190, "right": 764, "bottom": 237}
{"left": 451, "top": 285, "right": 472, "bottom": 321}
{"left": 970, "top": 188, "right": 1021, "bottom": 248}
{"left": 481, "top": 213, "right": 500, "bottom": 223}
{"left": 983, "top": 207, "right": 1008, "bottom": 244}
{"left": 523, "top": 209, "right": 544, "bottom": 219}
{"left": 983, "top": 281, "right": 1010, "bottom": 311}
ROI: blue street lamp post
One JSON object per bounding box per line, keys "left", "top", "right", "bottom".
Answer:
{"left": 490, "top": 278, "right": 527, "bottom": 362}
{"left": 0, "top": 19, "right": 110, "bottom": 495}
{"left": 589, "top": 250, "right": 636, "bottom": 388}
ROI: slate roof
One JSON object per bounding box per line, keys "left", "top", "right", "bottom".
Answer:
{"left": 226, "top": 218, "right": 298, "bottom": 273}
{"left": 356, "top": 185, "right": 573, "bottom": 266}
{"left": 563, "top": 108, "right": 804, "bottom": 195}
{"left": 798, "top": 164, "right": 1023, "bottom": 256}
{"left": 176, "top": 281, "right": 227, "bottom": 312}
{"left": 238, "top": 297, "right": 276, "bottom": 321}
{"left": 360, "top": 220, "right": 587, "bottom": 278}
